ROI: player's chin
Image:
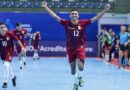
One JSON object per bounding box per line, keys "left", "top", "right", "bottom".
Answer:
{"left": 71, "top": 17, "right": 78, "bottom": 20}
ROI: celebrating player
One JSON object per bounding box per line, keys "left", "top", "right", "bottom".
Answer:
{"left": 0, "top": 22, "right": 25, "bottom": 88}
{"left": 117, "top": 25, "right": 130, "bottom": 68}
{"left": 12, "top": 22, "right": 28, "bottom": 70}
{"left": 42, "top": 1, "right": 110, "bottom": 89}
{"left": 31, "top": 31, "right": 41, "bottom": 60}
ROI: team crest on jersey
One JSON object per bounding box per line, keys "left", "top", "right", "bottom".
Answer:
{"left": 6, "top": 37, "right": 10, "bottom": 41}
{"left": 78, "top": 26, "right": 81, "bottom": 30}
{"left": 22, "top": 31, "right": 25, "bottom": 34}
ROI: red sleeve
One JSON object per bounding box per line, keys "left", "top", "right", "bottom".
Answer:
{"left": 82, "top": 19, "right": 91, "bottom": 26}
{"left": 60, "top": 19, "right": 68, "bottom": 26}
{"left": 8, "top": 32, "right": 18, "bottom": 41}
{"left": 11, "top": 30, "right": 15, "bottom": 34}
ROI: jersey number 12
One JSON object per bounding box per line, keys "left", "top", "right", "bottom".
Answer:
{"left": 74, "top": 30, "right": 79, "bottom": 37}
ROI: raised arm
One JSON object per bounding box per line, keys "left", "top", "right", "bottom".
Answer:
{"left": 91, "top": 4, "right": 110, "bottom": 22}
{"left": 41, "top": 2, "right": 61, "bottom": 22}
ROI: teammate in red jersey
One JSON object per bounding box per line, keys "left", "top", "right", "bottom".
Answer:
{"left": 0, "top": 22, "right": 25, "bottom": 88}
{"left": 12, "top": 22, "right": 27, "bottom": 70}
{"left": 42, "top": 1, "right": 110, "bottom": 88}
{"left": 31, "top": 31, "right": 41, "bottom": 60}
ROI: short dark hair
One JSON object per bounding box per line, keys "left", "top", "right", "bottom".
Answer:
{"left": 70, "top": 8, "right": 79, "bottom": 12}
{"left": 16, "top": 22, "right": 21, "bottom": 26}
{"left": 0, "top": 22, "right": 5, "bottom": 26}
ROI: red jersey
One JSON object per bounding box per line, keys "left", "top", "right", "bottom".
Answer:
{"left": 12, "top": 29, "right": 27, "bottom": 43}
{"left": 32, "top": 33, "right": 41, "bottom": 49}
{"left": 32, "top": 33, "right": 41, "bottom": 42}
{"left": 0, "top": 31, "right": 18, "bottom": 52}
{"left": 60, "top": 19, "right": 91, "bottom": 50}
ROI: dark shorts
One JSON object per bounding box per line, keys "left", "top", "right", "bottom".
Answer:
{"left": 67, "top": 47, "right": 85, "bottom": 63}
{"left": 119, "top": 44, "right": 128, "bottom": 51}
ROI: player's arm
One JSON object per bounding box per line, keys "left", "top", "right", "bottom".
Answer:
{"left": 41, "top": 1, "right": 61, "bottom": 22}
{"left": 26, "top": 33, "right": 33, "bottom": 37}
{"left": 91, "top": 4, "right": 110, "bottom": 23}
{"left": 17, "top": 40, "right": 26, "bottom": 53}
{"left": 116, "top": 35, "right": 120, "bottom": 48}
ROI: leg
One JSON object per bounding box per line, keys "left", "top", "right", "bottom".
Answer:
{"left": 9, "top": 64, "right": 16, "bottom": 87}
{"left": 2, "top": 61, "right": 10, "bottom": 88}
{"left": 118, "top": 50, "right": 123, "bottom": 68}
{"left": 19, "top": 53, "right": 23, "bottom": 70}
{"left": 105, "top": 49, "right": 110, "bottom": 62}
{"left": 109, "top": 48, "right": 112, "bottom": 61}
{"left": 23, "top": 51, "right": 27, "bottom": 66}
{"left": 124, "top": 51, "right": 128, "bottom": 68}
{"left": 70, "top": 61, "right": 76, "bottom": 75}
{"left": 33, "top": 49, "right": 39, "bottom": 60}
{"left": 76, "top": 47, "right": 85, "bottom": 87}
{"left": 77, "top": 59, "right": 84, "bottom": 87}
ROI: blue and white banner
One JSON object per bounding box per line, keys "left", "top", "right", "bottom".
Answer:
{"left": 24, "top": 41, "right": 98, "bottom": 57}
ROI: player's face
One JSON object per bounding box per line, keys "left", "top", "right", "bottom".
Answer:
{"left": 70, "top": 11, "right": 79, "bottom": 21}
{"left": 36, "top": 31, "right": 40, "bottom": 34}
{"left": 16, "top": 25, "right": 22, "bottom": 31}
{"left": 128, "top": 27, "right": 130, "bottom": 32}
{"left": 0, "top": 24, "right": 8, "bottom": 35}
{"left": 120, "top": 26, "right": 126, "bottom": 33}
{"left": 109, "top": 29, "right": 113, "bottom": 33}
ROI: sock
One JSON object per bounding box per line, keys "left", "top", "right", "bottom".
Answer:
{"left": 119, "top": 56, "right": 122, "bottom": 65}
{"left": 3, "top": 61, "right": 10, "bottom": 83}
{"left": 19, "top": 60, "right": 23, "bottom": 68}
{"left": 23, "top": 57, "right": 26, "bottom": 62}
{"left": 33, "top": 53, "right": 37, "bottom": 59}
{"left": 124, "top": 57, "right": 128, "bottom": 66}
{"left": 105, "top": 55, "right": 109, "bottom": 61}
{"left": 102, "top": 53, "right": 104, "bottom": 58}
{"left": 112, "top": 53, "right": 114, "bottom": 60}
{"left": 73, "top": 73, "right": 78, "bottom": 85}
{"left": 78, "top": 70, "right": 83, "bottom": 78}
{"left": 9, "top": 65, "right": 14, "bottom": 79}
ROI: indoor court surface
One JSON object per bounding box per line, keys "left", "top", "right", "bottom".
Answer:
{"left": 0, "top": 57, "right": 130, "bottom": 90}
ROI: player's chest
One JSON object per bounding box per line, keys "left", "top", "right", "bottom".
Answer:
{"left": 120, "top": 33, "right": 128, "bottom": 39}
{"left": 0, "top": 36, "right": 10, "bottom": 42}
{"left": 0, "top": 36, "right": 11, "bottom": 47}
{"left": 66, "top": 24, "right": 85, "bottom": 37}
{"left": 67, "top": 24, "right": 84, "bottom": 32}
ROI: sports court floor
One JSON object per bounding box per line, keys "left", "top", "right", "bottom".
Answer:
{"left": 0, "top": 57, "right": 130, "bottom": 90}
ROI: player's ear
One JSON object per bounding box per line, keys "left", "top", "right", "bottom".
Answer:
{"left": 69, "top": 14, "right": 72, "bottom": 19}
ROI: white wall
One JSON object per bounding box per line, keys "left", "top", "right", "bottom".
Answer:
{"left": 98, "top": 13, "right": 129, "bottom": 33}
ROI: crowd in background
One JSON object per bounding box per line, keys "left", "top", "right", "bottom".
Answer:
{"left": 98, "top": 25, "right": 130, "bottom": 69}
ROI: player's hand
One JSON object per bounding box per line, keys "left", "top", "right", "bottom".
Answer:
{"left": 41, "top": 1, "right": 47, "bottom": 8}
{"left": 104, "top": 4, "right": 110, "bottom": 11}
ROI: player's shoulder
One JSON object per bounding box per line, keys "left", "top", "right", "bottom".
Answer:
{"left": 79, "top": 19, "right": 91, "bottom": 22}
{"left": 12, "top": 29, "right": 18, "bottom": 32}
{"left": 6, "top": 31, "right": 14, "bottom": 36}
{"left": 61, "top": 19, "right": 70, "bottom": 23}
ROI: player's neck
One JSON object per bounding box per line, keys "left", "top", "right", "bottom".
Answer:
{"left": 71, "top": 20, "right": 78, "bottom": 25}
